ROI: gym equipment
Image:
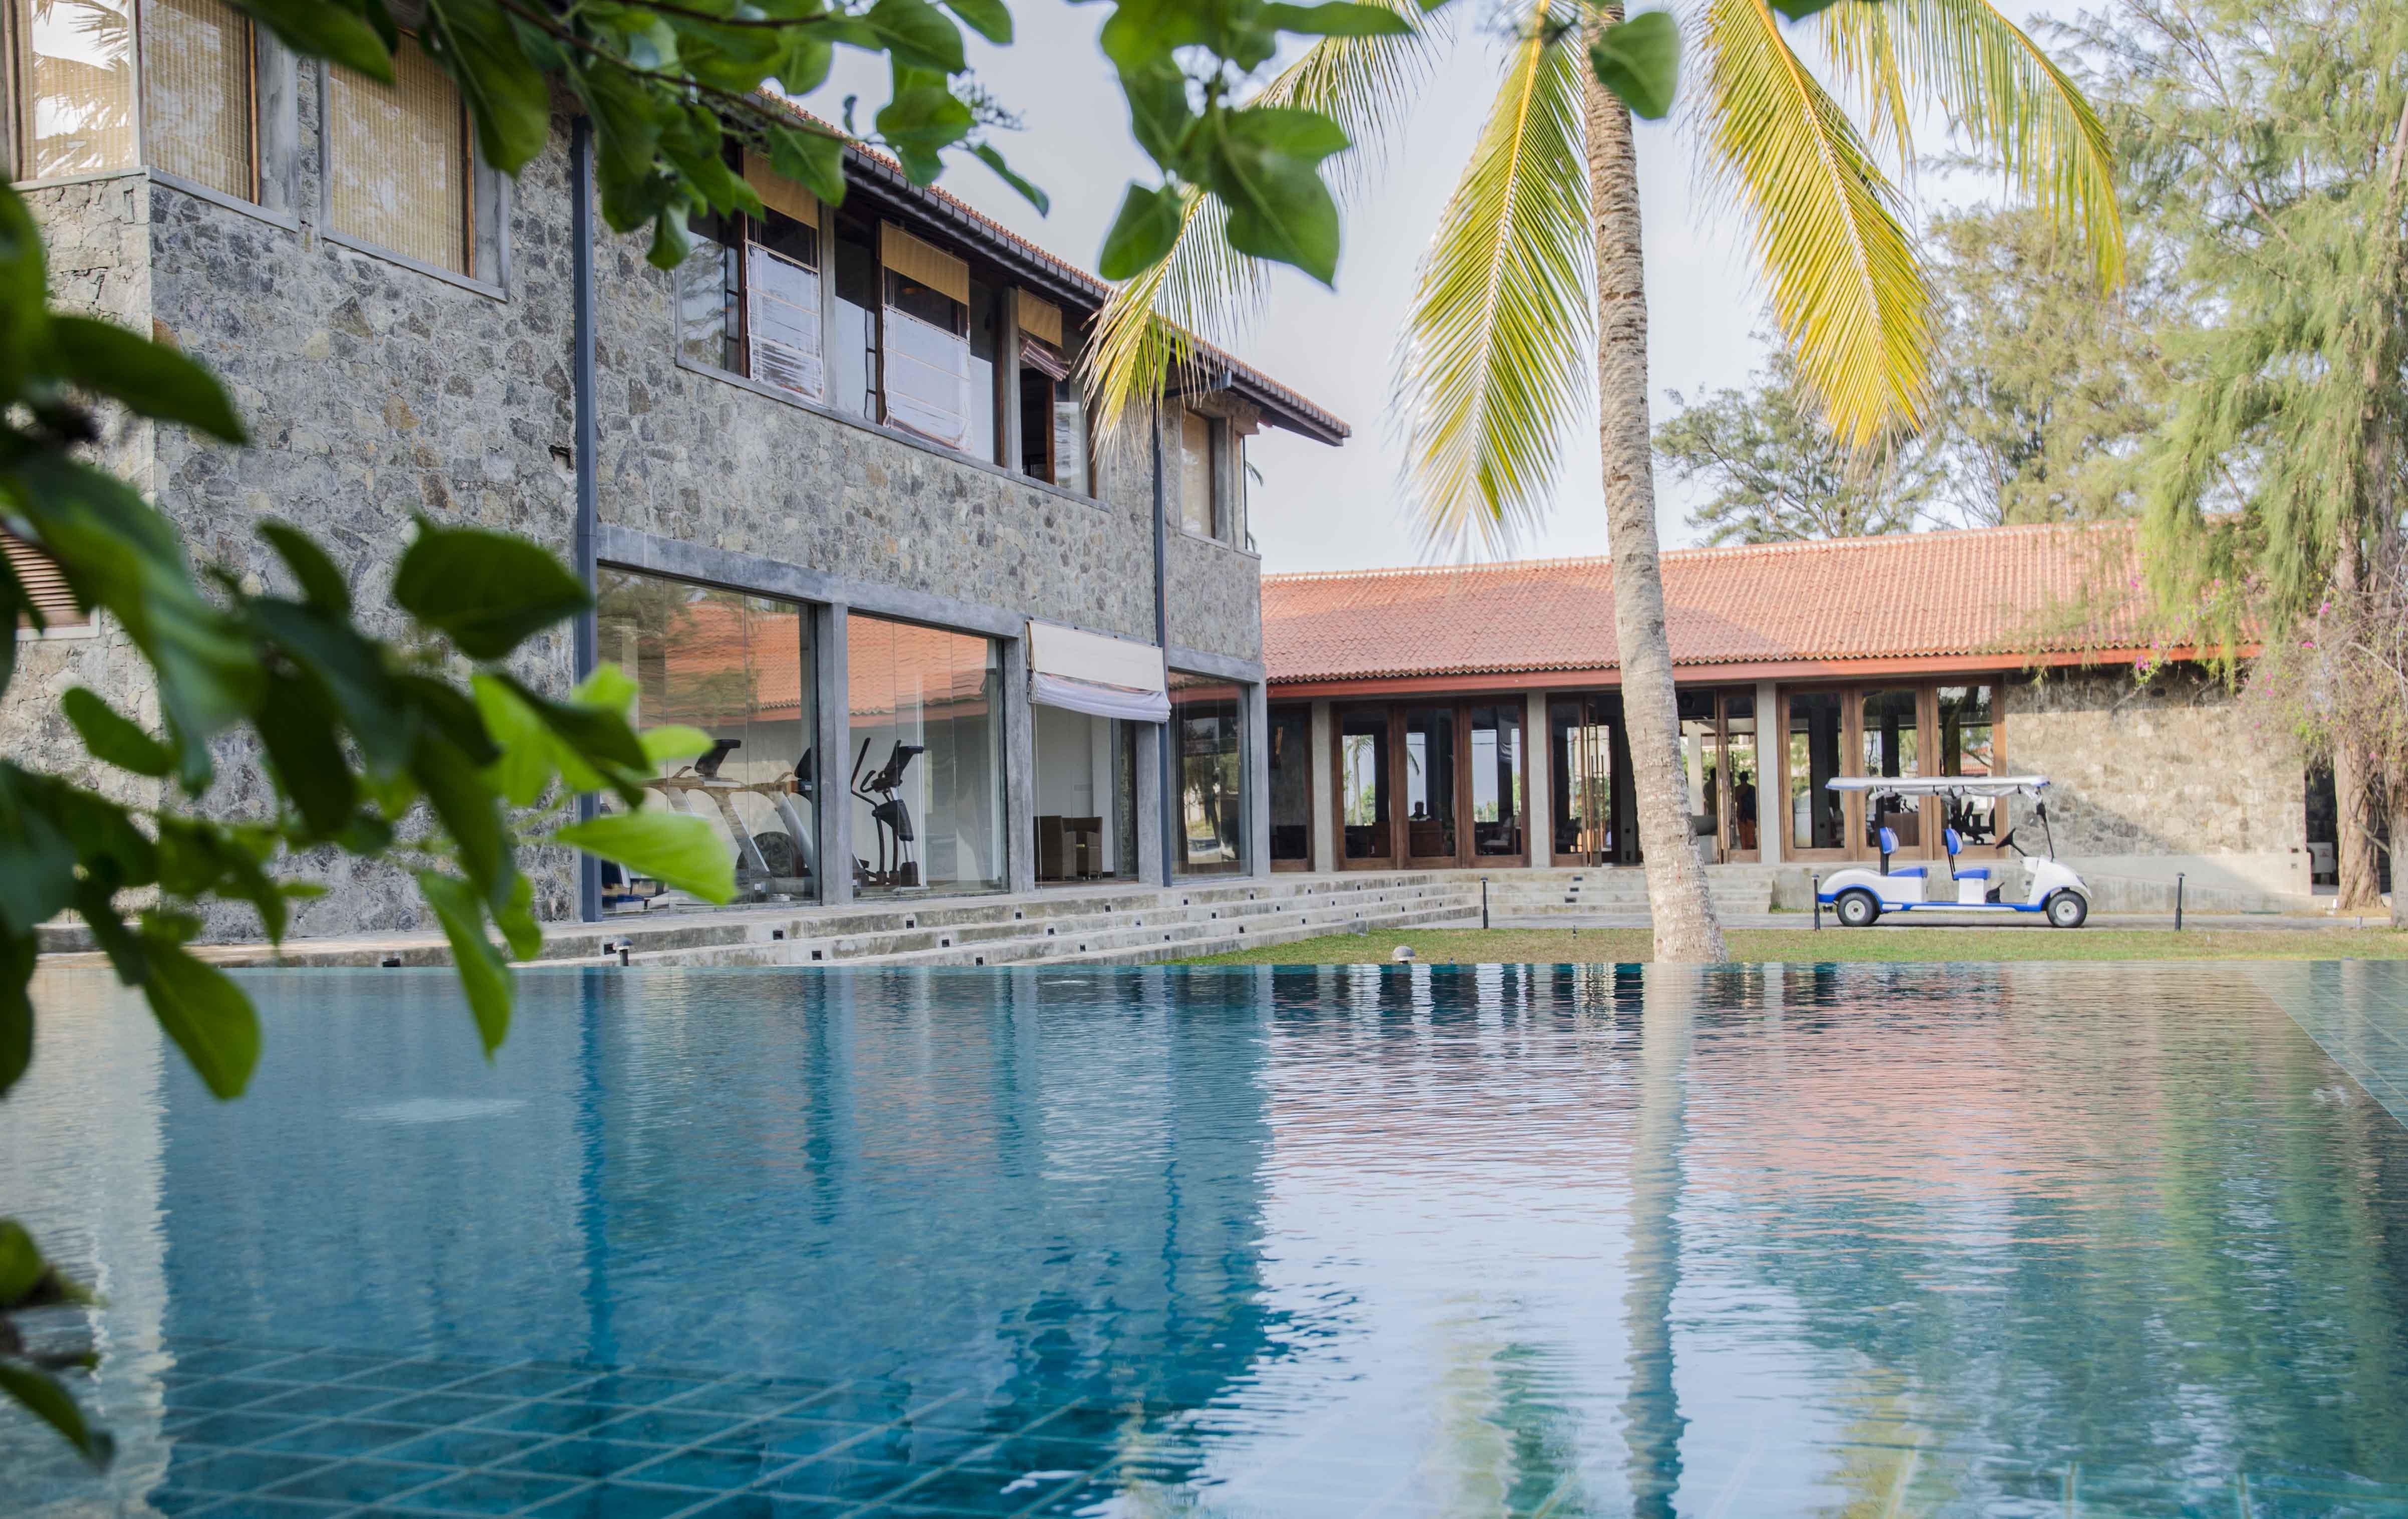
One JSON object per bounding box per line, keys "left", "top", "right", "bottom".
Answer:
{"left": 852, "top": 737, "right": 926, "bottom": 889}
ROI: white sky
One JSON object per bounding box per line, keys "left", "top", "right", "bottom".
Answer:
{"left": 837, "top": 0, "right": 2053, "bottom": 572}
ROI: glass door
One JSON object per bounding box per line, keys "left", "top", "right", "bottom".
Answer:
{"left": 1467, "top": 704, "right": 1527, "bottom": 862}
{"left": 1784, "top": 690, "right": 1848, "bottom": 857}
{"left": 1267, "top": 705, "right": 1313, "bottom": 870}
{"left": 1402, "top": 706, "right": 1459, "bottom": 863}
{"left": 1550, "top": 695, "right": 1622, "bottom": 865}
{"left": 1337, "top": 708, "right": 1392, "bottom": 866}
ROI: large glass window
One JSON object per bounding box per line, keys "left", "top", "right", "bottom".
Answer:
{"left": 327, "top": 38, "right": 470, "bottom": 274}
{"left": 1403, "top": 706, "right": 1457, "bottom": 861}
{"left": 1468, "top": 704, "right": 1524, "bottom": 859}
{"left": 1339, "top": 708, "right": 1388, "bottom": 861}
{"left": 1722, "top": 693, "right": 1759, "bottom": 857}
{"left": 847, "top": 613, "right": 1003, "bottom": 894}
{"left": 1268, "top": 705, "right": 1311, "bottom": 866}
{"left": 1787, "top": 691, "right": 1845, "bottom": 852}
{"left": 12, "top": 0, "right": 135, "bottom": 179}
{"left": 1550, "top": 696, "right": 1619, "bottom": 862}
{"left": 596, "top": 569, "right": 819, "bottom": 909}
{"left": 1032, "top": 704, "right": 1135, "bottom": 883}
{"left": 1937, "top": 684, "right": 1999, "bottom": 843}
{"left": 1172, "top": 674, "right": 1244, "bottom": 875}
{"left": 141, "top": 0, "right": 251, "bottom": 198}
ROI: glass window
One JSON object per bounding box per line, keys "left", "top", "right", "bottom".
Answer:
{"left": 1339, "top": 708, "right": 1388, "bottom": 861}
{"left": 847, "top": 613, "right": 1003, "bottom": 894}
{"left": 1938, "top": 684, "right": 1999, "bottom": 844}
{"left": 1722, "top": 693, "right": 1759, "bottom": 856}
{"left": 1032, "top": 705, "right": 1134, "bottom": 883}
{"left": 829, "top": 220, "right": 879, "bottom": 419}
{"left": 595, "top": 569, "right": 819, "bottom": 908}
{"left": 1551, "top": 697, "right": 1617, "bottom": 861}
{"left": 1786, "top": 691, "right": 1845, "bottom": 852}
{"left": 1468, "top": 704, "right": 1524, "bottom": 859}
{"left": 1677, "top": 689, "right": 1719, "bottom": 842}
{"left": 967, "top": 279, "right": 999, "bottom": 464}
{"left": 1171, "top": 673, "right": 1244, "bottom": 874}
{"left": 883, "top": 267, "right": 971, "bottom": 445}
{"left": 1268, "top": 705, "right": 1311, "bottom": 864}
{"left": 327, "top": 38, "right": 470, "bottom": 274}
{"left": 1051, "top": 326, "right": 1089, "bottom": 496}
{"left": 745, "top": 208, "right": 822, "bottom": 399}
{"left": 678, "top": 212, "right": 742, "bottom": 372}
{"left": 1179, "top": 409, "right": 1214, "bottom": 536}
{"left": 141, "top": 0, "right": 252, "bottom": 199}
{"left": 1403, "top": 706, "right": 1457, "bottom": 860}
{"left": 1859, "top": 687, "right": 1922, "bottom": 847}
{"left": 13, "top": 0, "right": 135, "bottom": 179}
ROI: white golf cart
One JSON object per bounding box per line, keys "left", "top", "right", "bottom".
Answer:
{"left": 1814, "top": 775, "right": 2092, "bottom": 928}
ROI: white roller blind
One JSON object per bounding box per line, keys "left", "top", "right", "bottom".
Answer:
{"left": 141, "top": 0, "right": 253, "bottom": 199}
{"left": 746, "top": 242, "right": 822, "bottom": 398}
{"left": 884, "top": 305, "right": 972, "bottom": 445}
{"left": 328, "top": 40, "right": 469, "bottom": 274}
{"left": 1028, "top": 621, "right": 1167, "bottom": 721}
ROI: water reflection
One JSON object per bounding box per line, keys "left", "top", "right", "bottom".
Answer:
{"left": 3, "top": 962, "right": 2406, "bottom": 1517}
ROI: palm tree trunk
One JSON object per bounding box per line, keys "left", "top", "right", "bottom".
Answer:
{"left": 1585, "top": 31, "right": 1726, "bottom": 962}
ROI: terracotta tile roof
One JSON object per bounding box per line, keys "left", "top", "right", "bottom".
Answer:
{"left": 1263, "top": 522, "right": 2161, "bottom": 684}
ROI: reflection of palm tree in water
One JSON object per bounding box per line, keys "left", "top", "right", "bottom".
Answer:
{"left": 1622, "top": 967, "right": 1691, "bottom": 1518}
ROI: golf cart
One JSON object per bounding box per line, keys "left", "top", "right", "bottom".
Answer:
{"left": 1814, "top": 776, "right": 2092, "bottom": 928}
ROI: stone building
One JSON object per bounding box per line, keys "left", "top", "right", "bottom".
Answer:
{"left": 1261, "top": 524, "right": 2318, "bottom": 910}
{"left": 3, "top": 5, "right": 1346, "bottom": 937}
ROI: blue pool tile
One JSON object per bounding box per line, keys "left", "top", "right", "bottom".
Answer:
{"left": 837, "top": 1422, "right": 1000, "bottom": 1467}
{"left": 882, "top": 1467, "right": 1077, "bottom": 1514}
{"left": 525, "top": 1480, "right": 724, "bottom": 1519}
{"left": 378, "top": 1392, "right": 521, "bottom": 1427}
{"left": 262, "top": 1459, "right": 450, "bottom": 1506}
{"left": 451, "top": 1366, "right": 602, "bottom": 1400}
{"left": 474, "top": 1401, "right": 630, "bottom": 1436}
{"left": 377, "top": 1428, "right": 554, "bottom": 1468}
{"left": 265, "top": 1351, "right": 401, "bottom": 1382}
{"left": 788, "top": 1389, "right": 914, "bottom": 1426}
{"left": 957, "top": 1436, "right": 1116, "bottom": 1475}
{"left": 167, "top": 1450, "right": 338, "bottom": 1493}
{"left": 391, "top": 1468, "right": 587, "bottom": 1513}
{"left": 1018, "top": 1407, "right": 1140, "bottom": 1444}
{"left": 167, "top": 1378, "right": 294, "bottom": 1412}
{"left": 762, "top": 1457, "right": 920, "bottom": 1504}
{"left": 251, "top": 1382, "right": 408, "bottom": 1418}
{"left": 903, "top": 1399, "right": 1041, "bottom": 1435}
{"left": 570, "top": 1375, "right": 720, "bottom": 1408}
{"left": 182, "top": 1497, "right": 353, "bottom": 1519}
{"left": 591, "top": 1409, "right": 753, "bottom": 1446}
{"left": 663, "top": 1381, "right": 832, "bottom": 1418}
{"left": 502, "top": 1439, "right": 675, "bottom": 1480}
{"left": 254, "top": 1420, "right": 427, "bottom": 1457}
{"left": 737, "top": 1419, "right": 880, "bottom": 1460}
{"left": 677, "top": 1497, "right": 850, "bottom": 1518}
{"left": 170, "top": 1410, "right": 314, "bottom": 1448}
{"left": 145, "top": 1486, "right": 233, "bottom": 1515}
{"left": 342, "top": 1360, "right": 490, "bottom": 1392}
{"left": 617, "top": 1446, "right": 798, "bottom": 1491}
{"left": 174, "top": 1347, "right": 301, "bottom": 1379}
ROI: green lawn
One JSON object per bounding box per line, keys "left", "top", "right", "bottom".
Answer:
{"left": 1181, "top": 926, "right": 2408, "bottom": 965}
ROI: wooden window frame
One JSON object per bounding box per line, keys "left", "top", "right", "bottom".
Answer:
{"left": 133, "top": 0, "right": 261, "bottom": 203}
{"left": 1775, "top": 679, "right": 2009, "bottom": 864}
{"left": 1329, "top": 696, "right": 1536, "bottom": 871}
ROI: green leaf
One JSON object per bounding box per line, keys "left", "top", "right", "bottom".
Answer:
{"left": 0, "top": 1219, "right": 41, "bottom": 1303}
{"left": 767, "top": 126, "right": 849, "bottom": 205}
{"left": 0, "top": 766, "right": 80, "bottom": 936}
{"left": 230, "top": 0, "right": 395, "bottom": 81}
{"left": 1115, "top": 60, "right": 1192, "bottom": 168}
{"left": 639, "top": 724, "right": 713, "bottom": 767}
{"left": 61, "top": 688, "right": 173, "bottom": 778}
{"left": 971, "top": 143, "right": 1049, "bottom": 215}
{"left": 864, "top": 0, "right": 966, "bottom": 74}
{"left": 243, "top": 599, "right": 410, "bottom": 771}
{"left": 257, "top": 521, "right": 352, "bottom": 615}
{"left": 421, "top": 0, "right": 550, "bottom": 173}
{"left": 49, "top": 316, "right": 247, "bottom": 444}
{"left": 140, "top": 932, "right": 260, "bottom": 1100}
{"left": 1, "top": 932, "right": 30, "bottom": 1098}
{"left": 943, "top": 0, "right": 1012, "bottom": 44}
{"left": 555, "top": 809, "right": 736, "bottom": 903}
{"left": 1260, "top": 2, "right": 1412, "bottom": 37}
{"left": 416, "top": 870, "right": 514, "bottom": 1055}
{"left": 1590, "top": 10, "right": 1678, "bottom": 120}
{"left": 391, "top": 520, "right": 590, "bottom": 661}
{"left": 1203, "top": 106, "right": 1348, "bottom": 285}
{"left": 1098, "top": 183, "right": 1186, "bottom": 279}
{"left": 0, "top": 1358, "right": 114, "bottom": 1468}
{"left": 876, "top": 73, "right": 976, "bottom": 164}
{"left": 410, "top": 729, "right": 509, "bottom": 905}
{"left": 495, "top": 870, "right": 543, "bottom": 962}
{"left": 252, "top": 667, "right": 360, "bottom": 837}
{"left": 471, "top": 674, "right": 559, "bottom": 807}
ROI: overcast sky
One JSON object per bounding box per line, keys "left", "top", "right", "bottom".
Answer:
{"left": 840, "top": 0, "right": 2053, "bottom": 573}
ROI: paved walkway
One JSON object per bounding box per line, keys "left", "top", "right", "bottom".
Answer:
{"left": 1492, "top": 912, "right": 2385, "bottom": 933}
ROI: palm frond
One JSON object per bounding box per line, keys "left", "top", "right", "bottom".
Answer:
{"left": 1821, "top": 0, "right": 2124, "bottom": 287}
{"left": 1394, "top": 0, "right": 1592, "bottom": 555}
{"left": 1083, "top": 0, "right": 1437, "bottom": 443}
{"left": 1697, "top": 0, "right": 1930, "bottom": 446}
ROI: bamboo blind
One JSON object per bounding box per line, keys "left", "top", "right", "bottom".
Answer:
{"left": 4, "top": 530, "right": 86, "bottom": 629}
{"left": 1014, "top": 289, "right": 1063, "bottom": 348}
{"left": 328, "top": 39, "right": 469, "bottom": 274}
{"left": 17, "top": 0, "right": 138, "bottom": 178}
{"left": 742, "top": 150, "right": 817, "bottom": 230}
{"left": 141, "top": 0, "right": 254, "bottom": 200}
{"left": 880, "top": 223, "right": 967, "bottom": 305}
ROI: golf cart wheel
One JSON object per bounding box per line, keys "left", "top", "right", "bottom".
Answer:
{"left": 2046, "top": 891, "right": 2089, "bottom": 929}
{"left": 1835, "top": 890, "right": 1880, "bottom": 928}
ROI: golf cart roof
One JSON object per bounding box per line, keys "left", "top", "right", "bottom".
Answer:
{"left": 1825, "top": 775, "right": 2051, "bottom": 799}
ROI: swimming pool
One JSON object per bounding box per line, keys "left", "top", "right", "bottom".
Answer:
{"left": 5, "top": 962, "right": 2407, "bottom": 1518}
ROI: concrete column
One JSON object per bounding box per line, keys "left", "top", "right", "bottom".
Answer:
{"left": 1135, "top": 724, "right": 1166, "bottom": 885}
{"left": 813, "top": 603, "right": 852, "bottom": 905}
{"left": 1310, "top": 700, "right": 1336, "bottom": 872}
{"left": 1003, "top": 636, "right": 1036, "bottom": 894}
{"left": 1245, "top": 680, "right": 1271, "bottom": 879}
{"left": 1525, "top": 688, "right": 1551, "bottom": 866}
{"left": 1755, "top": 678, "right": 1782, "bottom": 865}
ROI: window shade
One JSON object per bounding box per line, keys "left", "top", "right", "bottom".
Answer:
{"left": 18, "top": 0, "right": 137, "bottom": 178}
{"left": 4, "top": 530, "right": 87, "bottom": 629}
{"left": 742, "top": 150, "right": 817, "bottom": 227}
{"left": 1179, "top": 410, "right": 1212, "bottom": 534}
{"left": 880, "top": 224, "right": 967, "bottom": 305}
{"left": 884, "top": 305, "right": 972, "bottom": 446}
{"left": 746, "top": 242, "right": 823, "bottom": 398}
{"left": 141, "top": 0, "right": 253, "bottom": 199}
{"left": 1014, "top": 290, "right": 1063, "bottom": 348}
{"left": 328, "top": 41, "right": 469, "bottom": 274}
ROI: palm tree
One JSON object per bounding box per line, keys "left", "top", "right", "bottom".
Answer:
{"left": 1090, "top": 0, "right": 2121, "bottom": 960}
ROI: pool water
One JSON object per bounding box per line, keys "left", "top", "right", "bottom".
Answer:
{"left": 6, "top": 962, "right": 2408, "bottom": 1518}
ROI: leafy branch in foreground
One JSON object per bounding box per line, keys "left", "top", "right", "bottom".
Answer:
{"left": 0, "top": 180, "right": 733, "bottom": 1461}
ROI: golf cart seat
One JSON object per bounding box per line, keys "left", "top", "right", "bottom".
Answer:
{"left": 1946, "top": 827, "right": 1991, "bottom": 881}
{"left": 1878, "top": 826, "right": 1927, "bottom": 878}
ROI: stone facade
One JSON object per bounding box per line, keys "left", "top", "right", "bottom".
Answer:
{"left": 12, "top": 78, "right": 1299, "bottom": 939}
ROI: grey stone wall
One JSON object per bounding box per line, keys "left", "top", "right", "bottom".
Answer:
{"left": 2004, "top": 665, "right": 2306, "bottom": 882}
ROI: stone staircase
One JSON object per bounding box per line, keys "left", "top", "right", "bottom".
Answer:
{"left": 1479, "top": 865, "right": 1780, "bottom": 920}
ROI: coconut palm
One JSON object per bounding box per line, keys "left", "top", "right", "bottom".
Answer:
{"left": 1090, "top": 0, "right": 2120, "bottom": 960}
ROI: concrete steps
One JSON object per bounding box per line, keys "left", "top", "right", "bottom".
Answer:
{"left": 1481, "top": 866, "right": 1778, "bottom": 918}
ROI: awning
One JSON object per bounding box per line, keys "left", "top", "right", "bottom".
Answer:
{"left": 1029, "top": 621, "right": 1169, "bottom": 722}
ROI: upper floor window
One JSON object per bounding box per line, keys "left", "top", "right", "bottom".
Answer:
{"left": 8, "top": 0, "right": 136, "bottom": 179}
{"left": 5, "top": 527, "right": 87, "bottom": 632}
{"left": 1177, "top": 408, "right": 1218, "bottom": 537}
{"left": 327, "top": 37, "right": 469, "bottom": 275}
{"left": 1015, "top": 290, "right": 1088, "bottom": 495}
{"left": 880, "top": 224, "right": 972, "bottom": 447}
{"left": 141, "top": 0, "right": 249, "bottom": 197}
